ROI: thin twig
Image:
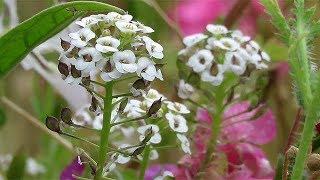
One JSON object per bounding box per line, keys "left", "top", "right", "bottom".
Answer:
{"left": 0, "top": 96, "right": 73, "bottom": 151}
{"left": 80, "top": 84, "right": 105, "bottom": 99}
{"left": 284, "top": 108, "right": 302, "bottom": 153}
{"left": 140, "top": 0, "right": 183, "bottom": 40}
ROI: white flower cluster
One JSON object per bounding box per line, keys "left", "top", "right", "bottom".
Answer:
{"left": 58, "top": 12, "right": 164, "bottom": 85}
{"left": 178, "top": 24, "right": 270, "bottom": 87}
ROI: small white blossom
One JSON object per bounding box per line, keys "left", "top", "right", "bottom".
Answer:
{"left": 142, "top": 36, "right": 164, "bottom": 59}
{"left": 137, "top": 124, "right": 162, "bottom": 144}
{"left": 95, "top": 36, "right": 120, "bottom": 53}
{"left": 90, "top": 14, "right": 109, "bottom": 22}
{"left": 231, "top": 30, "right": 250, "bottom": 43}
{"left": 124, "top": 99, "right": 147, "bottom": 118}
{"left": 26, "top": 158, "right": 45, "bottom": 175}
{"left": 75, "top": 16, "right": 98, "bottom": 27}
{"left": 115, "top": 21, "right": 139, "bottom": 33}
{"left": 133, "top": 21, "right": 154, "bottom": 33}
{"left": 187, "top": 49, "right": 213, "bottom": 73}
{"left": 165, "top": 112, "right": 188, "bottom": 133}
{"left": 177, "top": 134, "right": 191, "bottom": 154}
{"left": 137, "top": 57, "right": 163, "bottom": 81}
{"left": 154, "top": 171, "right": 174, "bottom": 180}
{"left": 206, "top": 24, "right": 228, "bottom": 35}
{"left": 166, "top": 102, "right": 190, "bottom": 114}
{"left": 224, "top": 51, "right": 247, "bottom": 75}
{"left": 201, "top": 64, "right": 224, "bottom": 86}
{"left": 106, "top": 12, "right": 133, "bottom": 22}
{"left": 69, "top": 28, "right": 95, "bottom": 47}
{"left": 214, "top": 37, "right": 239, "bottom": 51}
{"left": 74, "top": 47, "right": 102, "bottom": 71}
{"left": 97, "top": 59, "right": 122, "bottom": 82}
{"left": 143, "top": 89, "right": 166, "bottom": 103}
{"left": 177, "top": 80, "right": 194, "bottom": 99}
{"left": 112, "top": 50, "right": 137, "bottom": 73}
{"left": 137, "top": 149, "right": 159, "bottom": 161}
{"left": 183, "top": 33, "right": 207, "bottom": 47}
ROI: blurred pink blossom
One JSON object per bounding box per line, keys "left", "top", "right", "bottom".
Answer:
{"left": 146, "top": 101, "right": 276, "bottom": 179}
{"left": 169, "top": 0, "right": 279, "bottom": 36}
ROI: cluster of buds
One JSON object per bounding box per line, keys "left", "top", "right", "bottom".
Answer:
{"left": 58, "top": 12, "right": 164, "bottom": 85}
{"left": 177, "top": 24, "right": 270, "bottom": 95}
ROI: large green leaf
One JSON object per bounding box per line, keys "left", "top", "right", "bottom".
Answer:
{"left": 0, "top": 1, "right": 124, "bottom": 77}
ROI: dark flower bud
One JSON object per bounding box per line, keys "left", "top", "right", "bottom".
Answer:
{"left": 83, "top": 54, "right": 92, "bottom": 62}
{"left": 89, "top": 96, "right": 98, "bottom": 112}
{"left": 82, "top": 76, "right": 91, "bottom": 86}
{"left": 60, "top": 38, "right": 71, "bottom": 51}
{"left": 71, "top": 65, "right": 81, "bottom": 78}
{"left": 58, "top": 62, "right": 69, "bottom": 77}
{"left": 118, "top": 98, "right": 128, "bottom": 113}
{"left": 147, "top": 97, "right": 162, "bottom": 117}
{"left": 46, "top": 116, "right": 61, "bottom": 133}
{"left": 61, "top": 107, "right": 73, "bottom": 125}
{"left": 132, "top": 78, "right": 146, "bottom": 90}
{"left": 307, "top": 153, "right": 320, "bottom": 171}
{"left": 131, "top": 146, "right": 145, "bottom": 156}
{"left": 141, "top": 127, "right": 154, "bottom": 144}
{"left": 286, "top": 145, "right": 298, "bottom": 161}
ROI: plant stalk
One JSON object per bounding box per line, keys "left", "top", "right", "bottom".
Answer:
{"left": 94, "top": 82, "right": 113, "bottom": 180}
{"left": 139, "top": 145, "right": 151, "bottom": 180}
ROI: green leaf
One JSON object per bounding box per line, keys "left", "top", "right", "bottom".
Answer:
{"left": 274, "top": 154, "right": 284, "bottom": 180}
{"left": 0, "top": 1, "right": 124, "bottom": 77}
{"left": 260, "top": 0, "right": 291, "bottom": 46}
{"left": 0, "top": 108, "right": 6, "bottom": 128}
{"left": 6, "top": 151, "right": 27, "bottom": 180}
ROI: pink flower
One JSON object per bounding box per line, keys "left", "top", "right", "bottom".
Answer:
{"left": 178, "top": 101, "right": 276, "bottom": 179}
{"left": 169, "top": 0, "right": 281, "bottom": 36}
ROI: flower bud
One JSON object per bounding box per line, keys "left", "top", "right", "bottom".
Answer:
{"left": 89, "top": 96, "right": 98, "bottom": 112}
{"left": 131, "top": 146, "right": 145, "bottom": 156}
{"left": 141, "top": 127, "right": 154, "bottom": 145}
{"left": 58, "top": 62, "right": 69, "bottom": 77}
{"left": 71, "top": 65, "right": 81, "bottom": 78}
{"left": 46, "top": 116, "right": 61, "bottom": 133}
{"left": 286, "top": 145, "right": 298, "bottom": 161}
{"left": 118, "top": 98, "right": 128, "bottom": 113}
{"left": 147, "top": 97, "right": 162, "bottom": 117}
{"left": 60, "top": 38, "right": 71, "bottom": 51}
{"left": 61, "top": 107, "right": 73, "bottom": 125}
{"left": 82, "top": 76, "right": 91, "bottom": 86}
{"left": 307, "top": 153, "right": 320, "bottom": 171}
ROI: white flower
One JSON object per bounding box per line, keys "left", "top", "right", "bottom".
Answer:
{"left": 26, "top": 158, "right": 45, "bottom": 175}
{"left": 224, "top": 51, "right": 247, "bottom": 75}
{"left": 142, "top": 36, "right": 164, "bottom": 59}
{"left": 74, "top": 47, "right": 102, "bottom": 71}
{"left": 143, "top": 89, "right": 166, "bottom": 103}
{"left": 75, "top": 16, "right": 98, "bottom": 27}
{"left": 112, "top": 144, "right": 135, "bottom": 164}
{"left": 112, "top": 50, "right": 137, "bottom": 73}
{"left": 250, "top": 54, "right": 268, "bottom": 69}
{"left": 133, "top": 21, "right": 154, "bottom": 33}
{"left": 106, "top": 12, "right": 133, "bottom": 22}
{"left": 137, "top": 124, "right": 162, "bottom": 144}
{"left": 73, "top": 107, "right": 93, "bottom": 126}
{"left": 166, "top": 102, "right": 190, "bottom": 114}
{"left": 93, "top": 114, "right": 103, "bottom": 129}
{"left": 97, "top": 59, "right": 122, "bottom": 82}
{"left": 90, "top": 14, "right": 109, "bottom": 22}
{"left": 206, "top": 24, "right": 228, "bottom": 35}
{"left": 95, "top": 36, "right": 120, "bottom": 53}
{"left": 64, "top": 74, "right": 82, "bottom": 85}
{"left": 69, "top": 28, "right": 95, "bottom": 47}
{"left": 154, "top": 171, "right": 174, "bottom": 180}
{"left": 137, "top": 149, "right": 159, "bottom": 161}
{"left": 187, "top": 49, "right": 213, "bottom": 73}
{"left": 177, "top": 80, "right": 194, "bottom": 99}
{"left": 246, "top": 40, "right": 260, "bottom": 53}
{"left": 124, "top": 99, "right": 147, "bottom": 118}
{"left": 201, "top": 64, "right": 224, "bottom": 86}
{"left": 115, "top": 21, "right": 139, "bottom": 33}
{"left": 214, "top": 37, "right": 239, "bottom": 51}
{"left": 183, "top": 33, "right": 207, "bottom": 47}
{"left": 177, "top": 134, "right": 191, "bottom": 154}
{"left": 231, "top": 30, "right": 250, "bottom": 43}
{"left": 165, "top": 112, "right": 188, "bottom": 133}
{"left": 260, "top": 51, "right": 270, "bottom": 61}
{"left": 137, "top": 57, "right": 163, "bottom": 81}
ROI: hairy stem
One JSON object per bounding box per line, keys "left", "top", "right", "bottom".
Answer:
{"left": 94, "top": 82, "right": 113, "bottom": 180}
{"left": 139, "top": 145, "right": 151, "bottom": 180}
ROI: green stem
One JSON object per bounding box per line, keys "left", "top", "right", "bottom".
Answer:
{"left": 139, "top": 145, "right": 151, "bottom": 180}
{"left": 61, "top": 132, "right": 99, "bottom": 148}
{"left": 112, "top": 93, "right": 132, "bottom": 98}
{"left": 111, "top": 115, "right": 147, "bottom": 127}
{"left": 94, "top": 82, "right": 113, "bottom": 180}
